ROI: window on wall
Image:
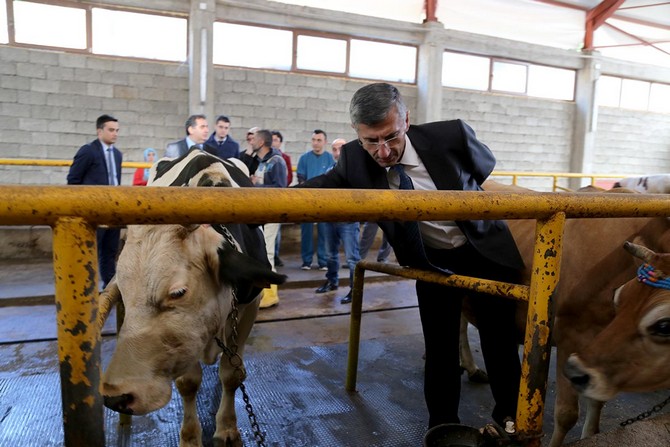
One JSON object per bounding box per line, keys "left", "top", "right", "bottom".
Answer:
{"left": 442, "top": 52, "right": 489, "bottom": 90}
{"left": 0, "top": 0, "right": 8, "bottom": 44}
{"left": 650, "top": 83, "right": 670, "bottom": 113}
{"left": 597, "top": 75, "right": 670, "bottom": 113}
{"left": 296, "top": 35, "right": 347, "bottom": 73}
{"left": 492, "top": 61, "right": 527, "bottom": 93}
{"left": 13, "top": 1, "right": 86, "bottom": 49}
{"left": 620, "top": 79, "right": 649, "bottom": 111}
{"left": 213, "top": 23, "right": 293, "bottom": 70}
{"left": 92, "top": 9, "right": 187, "bottom": 61}
{"left": 349, "top": 39, "right": 416, "bottom": 83}
{"left": 442, "top": 51, "right": 576, "bottom": 101}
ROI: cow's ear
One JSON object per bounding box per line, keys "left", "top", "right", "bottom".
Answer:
{"left": 217, "top": 247, "right": 287, "bottom": 302}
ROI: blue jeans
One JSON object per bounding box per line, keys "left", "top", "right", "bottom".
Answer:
{"left": 323, "top": 222, "right": 361, "bottom": 286}
{"left": 301, "top": 222, "right": 328, "bottom": 267}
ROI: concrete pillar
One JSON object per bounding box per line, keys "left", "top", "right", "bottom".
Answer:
{"left": 416, "top": 21, "right": 444, "bottom": 124}
{"left": 188, "top": 0, "right": 215, "bottom": 120}
{"left": 569, "top": 54, "right": 601, "bottom": 189}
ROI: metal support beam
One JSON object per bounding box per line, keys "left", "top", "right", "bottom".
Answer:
{"left": 52, "top": 217, "right": 104, "bottom": 447}
{"left": 516, "top": 212, "right": 565, "bottom": 446}
{"left": 424, "top": 0, "right": 438, "bottom": 22}
{"left": 584, "top": 0, "right": 625, "bottom": 50}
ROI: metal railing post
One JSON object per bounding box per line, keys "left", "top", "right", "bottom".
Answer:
{"left": 52, "top": 217, "right": 105, "bottom": 446}
{"left": 345, "top": 263, "right": 367, "bottom": 392}
{"left": 516, "top": 212, "right": 565, "bottom": 446}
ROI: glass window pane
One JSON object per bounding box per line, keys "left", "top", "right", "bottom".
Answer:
{"left": 0, "top": 0, "right": 8, "bottom": 44}
{"left": 92, "top": 9, "right": 186, "bottom": 61}
{"left": 527, "top": 65, "right": 575, "bottom": 100}
{"left": 213, "top": 23, "right": 292, "bottom": 70}
{"left": 296, "top": 35, "right": 346, "bottom": 73}
{"left": 350, "top": 40, "right": 416, "bottom": 83}
{"left": 442, "top": 52, "right": 489, "bottom": 90}
{"left": 491, "top": 61, "right": 527, "bottom": 93}
{"left": 620, "top": 78, "right": 650, "bottom": 111}
{"left": 649, "top": 83, "right": 670, "bottom": 114}
{"left": 13, "top": 1, "right": 86, "bottom": 49}
{"left": 597, "top": 75, "right": 621, "bottom": 107}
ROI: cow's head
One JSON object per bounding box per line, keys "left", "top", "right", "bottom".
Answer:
{"left": 102, "top": 223, "right": 285, "bottom": 415}
{"left": 564, "top": 241, "right": 670, "bottom": 401}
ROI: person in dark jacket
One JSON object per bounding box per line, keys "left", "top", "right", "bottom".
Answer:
{"left": 299, "top": 82, "right": 523, "bottom": 431}
{"left": 205, "top": 115, "right": 240, "bottom": 159}
{"left": 67, "top": 114, "right": 123, "bottom": 289}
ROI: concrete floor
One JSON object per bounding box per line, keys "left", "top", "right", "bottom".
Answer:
{"left": 0, "top": 254, "right": 669, "bottom": 446}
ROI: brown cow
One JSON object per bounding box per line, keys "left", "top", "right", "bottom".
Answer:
{"left": 564, "top": 241, "right": 670, "bottom": 401}
{"left": 481, "top": 181, "right": 670, "bottom": 446}
{"left": 99, "top": 150, "right": 286, "bottom": 447}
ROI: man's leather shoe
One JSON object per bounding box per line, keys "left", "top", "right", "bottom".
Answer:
{"left": 340, "top": 290, "right": 352, "bottom": 304}
{"left": 315, "top": 281, "right": 338, "bottom": 293}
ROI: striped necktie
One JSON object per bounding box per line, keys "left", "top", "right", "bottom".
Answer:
{"left": 391, "top": 164, "right": 452, "bottom": 274}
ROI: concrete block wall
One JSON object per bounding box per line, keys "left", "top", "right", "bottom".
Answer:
{"left": 0, "top": 46, "right": 189, "bottom": 186}
{"left": 594, "top": 107, "right": 670, "bottom": 175}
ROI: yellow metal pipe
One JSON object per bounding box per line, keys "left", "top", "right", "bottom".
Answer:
{"left": 516, "top": 212, "right": 566, "bottom": 446}
{"left": 52, "top": 217, "right": 104, "bottom": 446}
{"left": 1, "top": 186, "right": 669, "bottom": 226}
{"left": 0, "top": 158, "right": 151, "bottom": 168}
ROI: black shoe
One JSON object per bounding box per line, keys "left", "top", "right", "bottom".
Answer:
{"left": 315, "top": 281, "right": 338, "bottom": 293}
{"left": 274, "top": 256, "right": 284, "bottom": 267}
{"left": 340, "top": 290, "right": 352, "bottom": 304}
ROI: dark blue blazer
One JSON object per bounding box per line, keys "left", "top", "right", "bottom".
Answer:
{"left": 300, "top": 119, "right": 524, "bottom": 271}
{"left": 67, "top": 139, "right": 122, "bottom": 185}
{"left": 165, "top": 138, "right": 221, "bottom": 159}
{"left": 206, "top": 133, "right": 240, "bottom": 159}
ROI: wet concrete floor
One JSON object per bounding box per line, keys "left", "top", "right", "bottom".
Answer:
{"left": 0, "top": 255, "right": 669, "bottom": 446}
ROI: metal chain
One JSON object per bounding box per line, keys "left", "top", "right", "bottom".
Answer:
{"left": 215, "top": 287, "right": 267, "bottom": 446}
{"left": 620, "top": 393, "right": 670, "bottom": 427}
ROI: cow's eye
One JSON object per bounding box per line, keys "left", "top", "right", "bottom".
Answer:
{"left": 648, "top": 318, "right": 670, "bottom": 338}
{"left": 169, "top": 288, "right": 187, "bottom": 299}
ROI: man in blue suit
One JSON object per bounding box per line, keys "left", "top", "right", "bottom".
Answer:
{"left": 300, "top": 83, "right": 523, "bottom": 432}
{"left": 205, "top": 115, "right": 240, "bottom": 159}
{"left": 67, "top": 114, "right": 122, "bottom": 289}
{"left": 165, "top": 114, "right": 217, "bottom": 158}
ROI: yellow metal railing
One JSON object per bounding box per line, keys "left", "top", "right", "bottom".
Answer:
{"left": 1, "top": 186, "right": 669, "bottom": 446}
{"left": 0, "top": 158, "right": 632, "bottom": 191}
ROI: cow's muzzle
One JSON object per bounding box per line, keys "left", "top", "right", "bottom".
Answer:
{"left": 564, "top": 354, "right": 591, "bottom": 392}
{"left": 104, "top": 393, "right": 135, "bottom": 415}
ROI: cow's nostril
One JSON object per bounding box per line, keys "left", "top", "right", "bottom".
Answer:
{"left": 569, "top": 373, "right": 590, "bottom": 389}
{"left": 103, "top": 393, "right": 135, "bottom": 415}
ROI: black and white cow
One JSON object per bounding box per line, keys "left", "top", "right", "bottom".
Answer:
{"left": 99, "top": 149, "right": 286, "bottom": 447}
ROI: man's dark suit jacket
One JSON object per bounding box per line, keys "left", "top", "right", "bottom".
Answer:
{"left": 166, "top": 138, "right": 219, "bottom": 159}
{"left": 67, "top": 138, "right": 122, "bottom": 185}
{"left": 206, "top": 133, "right": 240, "bottom": 159}
{"left": 301, "top": 119, "right": 524, "bottom": 271}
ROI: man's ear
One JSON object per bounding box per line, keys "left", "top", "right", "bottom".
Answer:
{"left": 217, "top": 247, "right": 287, "bottom": 303}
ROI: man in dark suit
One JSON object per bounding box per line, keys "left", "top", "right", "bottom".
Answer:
{"left": 165, "top": 114, "right": 217, "bottom": 158}
{"left": 205, "top": 115, "right": 240, "bottom": 159}
{"left": 67, "top": 114, "right": 123, "bottom": 289}
{"left": 301, "top": 83, "right": 523, "bottom": 431}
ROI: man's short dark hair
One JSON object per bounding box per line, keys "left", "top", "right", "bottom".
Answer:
{"left": 349, "top": 82, "right": 407, "bottom": 127}
{"left": 185, "top": 114, "right": 207, "bottom": 136}
{"left": 96, "top": 114, "right": 118, "bottom": 130}
{"left": 215, "top": 115, "right": 230, "bottom": 124}
{"left": 271, "top": 131, "right": 283, "bottom": 143}
{"left": 313, "top": 129, "right": 327, "bottom": 140}
{"left": 256, "top": 129, "right": 273, "bottom": 149}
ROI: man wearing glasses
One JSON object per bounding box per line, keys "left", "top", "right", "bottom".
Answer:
{"left": 299, "top": 82, "right": 524, "bottom": 433}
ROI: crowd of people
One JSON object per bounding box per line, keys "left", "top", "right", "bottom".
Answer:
{"left": 66, "top": 81, "right": 522, "bottom": 433}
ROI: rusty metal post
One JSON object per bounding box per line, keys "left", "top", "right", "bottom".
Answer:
{"left": 345, "top": 263, "right": 367, "bottom": 392}
{"left": 516, "top": 212, "right": 565, "bottom": 446}
{"left": 52, "top": 217, "right": 105, "bottom": 446}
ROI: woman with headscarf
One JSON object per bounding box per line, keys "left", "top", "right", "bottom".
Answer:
{"left": 132, "top": 148, "right": 156, "bottom": 186}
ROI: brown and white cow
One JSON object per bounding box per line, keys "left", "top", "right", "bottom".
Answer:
{"left": 98, "top": 150, "right": 286, "bottom": 447}
{"left": 564, "top": 241, "right": 670, "bottom": 402}
{"left": 480, "top": 181, "right": 670, "bottom": 446}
